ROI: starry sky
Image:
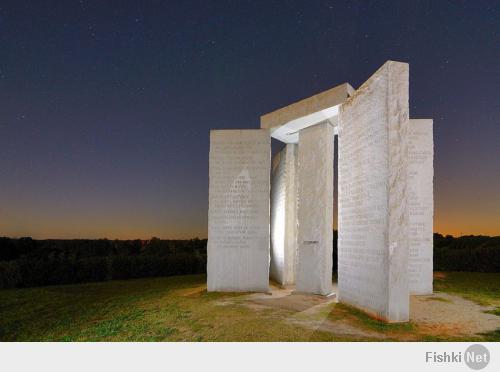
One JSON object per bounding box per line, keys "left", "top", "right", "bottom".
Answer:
{"left": 1, "top": 1, "right": 498, "bottom": 239}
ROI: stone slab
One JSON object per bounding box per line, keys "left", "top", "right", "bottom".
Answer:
{"left": 296, "top": 122, "right": 334, "bottom": 295}
{"left": 270, "top": 143, "right": 298, "bottom": 286}
{"left": 338, "top": 61, "right": 409, "bottom": 322}
{"left": 260, "top": 83, "right": 354, "bottom": 143}
{"left": 408, "top": 119, "right": 434, "bottom": 295}
{"left": 261, "top": 83, "right": 354, "bottom": 130}
{"left": 207, "top": 129, "right": 271, "bottom": 292}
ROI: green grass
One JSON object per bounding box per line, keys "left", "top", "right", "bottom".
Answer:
{"left": 433, "top": 272, "right": 500, "bottom": 306}
{"left": 0, "top": 272, "right": 498, "bottom": 341}
{"left": 0, "top": 275, "right": 347, "bottom": 341}
{"left": 481, "top": 329, "right": 500, "bottom": 341}
{"left": 484, "top": 307, "right": 500, "bottom": 316}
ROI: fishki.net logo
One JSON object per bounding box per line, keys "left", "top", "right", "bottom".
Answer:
{"left": 426, "top": 344, "right": 490, "bottom": 370}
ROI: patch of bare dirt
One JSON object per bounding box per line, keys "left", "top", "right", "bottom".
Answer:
{"left": 223, "top": 282, "right": 500, "bottom": 340}
{"left": 179, "top": 285, "right": 207, "bottom": 297}
{"left": 249, "top": 293, "right": 329, "bottom": 312}
{"left": 223, "top": 284, "right": 389, "bottom": 339}
{"left": 410, "top": 292, "right": 500, "bottom": 336}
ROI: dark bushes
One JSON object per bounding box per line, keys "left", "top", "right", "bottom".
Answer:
{"left": 433, "top": 234, "right": 500, "bottom": 272}
{"left": 1, "top": 233, "right": 498, "bottom": 289}
{"left": 331, "top": 232, "right": 499, "bottom": 274}
{"left": 0, "top": 238, "right": 207, "bottom": 289}
{"left": 0, "top": 261, "right": 21, "bottom": 288}
{"left": 118, "top": 254, "right": 206, "bottom": 278}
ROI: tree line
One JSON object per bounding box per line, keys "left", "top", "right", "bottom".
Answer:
{"left": 0, "top": 233, "right": 498, "bottom": 289}
{"left": 0, "top": 237, "right": 207, "bottom": 289}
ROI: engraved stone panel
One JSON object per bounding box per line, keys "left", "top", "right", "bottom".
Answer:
{"left": 296, "top": 122, "right": 334, "bottom": 295}
{"left": 338, "top": 61, "right": 409, "bottom": 322}
{"left": 270, "top": 144, "right": 298, "bottom": 286}
{"left": 408, "top": 119, "right": 434, "bottom": 295}
{"left": 207, "top": 129, "right": 270, "bottom": 292}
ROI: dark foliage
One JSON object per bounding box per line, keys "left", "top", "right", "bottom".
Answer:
{"left": 433, "top": 233, "right": 500, "bottom": 272}
{"left": 0, "top": 233, "right": 498, "bottom": 289}
{"left": 331, "top": 232, "right": 499, "bottom": 274}
{"left": 0, "top": 237, "right": 207, "bottom": 289}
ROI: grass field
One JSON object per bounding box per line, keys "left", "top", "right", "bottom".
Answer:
{"left": 0, "top": 272, "right": 498, "bottom": 341}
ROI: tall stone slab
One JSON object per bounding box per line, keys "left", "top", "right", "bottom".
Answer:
{"left": 270, "top": 144, "right": 298, "bottom": 286}
{"left": 296, "top": 122, "right": 334, "bottom": 295}
{"left": 408, "top": 119, "right": 434, "bottom": 294}
{"left": 338, "top": 61, "right": 409, "bottom": 322}
{"left": 207, "top": 129, "right": 270, "bottom": 292}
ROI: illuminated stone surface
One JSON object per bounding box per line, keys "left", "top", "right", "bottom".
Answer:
{"left": 408, "top": 119, "right": 434, "bottom": 295}
{"left": 296, "top": 122, "right": 334, "bottom": 295}
{"left": 207, "top": 129, "right": 270, "bottom": 292}
{"left": 270, "top": 144, "right": 298, "bottom": 286}
{"left": 260, "top": 83, "right": 353, "bottom": 143}
{"left": 338, "top": 61, "right": 410, "bottom": 322}
{"left": 206, "top": 61, "right": 434, "bottom": 323}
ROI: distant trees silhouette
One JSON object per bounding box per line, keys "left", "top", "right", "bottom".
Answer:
{"left": 433, "top": 233, "right": 500, "bottom": 272}
{"left": 0, "top": 237, "right": 207, "bottom": 288}
{"left": 0, "top": 233, "right": 498, "bottom": 289}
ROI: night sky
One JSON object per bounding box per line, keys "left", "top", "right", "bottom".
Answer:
{"left": 1, "top": 1, "right": 498, "bottom": 239}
